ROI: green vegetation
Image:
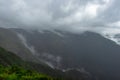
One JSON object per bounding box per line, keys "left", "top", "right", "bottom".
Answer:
{"left": 0, "top": 65, "right": 61, "bottom": 80}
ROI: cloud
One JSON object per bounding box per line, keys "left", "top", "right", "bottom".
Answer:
{"left": 0, "top": 0, "right": 120, "bottom": 35}
{"left": 56, "top": 0, "right": 107, "bottom": 26}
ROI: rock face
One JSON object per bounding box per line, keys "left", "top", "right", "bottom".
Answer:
{"left": 1, "top": 28, "right": 120, "bottom": 80}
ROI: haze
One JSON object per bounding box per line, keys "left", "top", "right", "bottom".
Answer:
{"left": 0, "top": 0, "right": 120, "bottom": 35}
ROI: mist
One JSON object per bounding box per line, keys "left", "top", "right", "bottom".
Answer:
{"left": 0, "top": 0, "right": 120, "bottom": 40}
{"left": 1, "top": 1, "right": 120, "bottom": 79}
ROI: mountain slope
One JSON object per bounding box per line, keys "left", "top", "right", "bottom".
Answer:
{"left": 0, "top": 28, "right": 120, "bottom": 80}
{"left": 0, "top": 46, "right": 57, "bottom": 77}
{"left": 0, "top": 47, "right": 60, "bottom": 80}
{"left": 0, "top": 65, "right": 56, "bottom": 80}
{"left": 13, "top": 29, "right": 120, "bottom": 80}
{"left": 0, "top": 28, "right": 39, "bottom": 62}
{"left": 0, "top": 46, "right": 93, "bottom": 80}
{"left": 0, "top": 47, "right": 23, "bottom": 66}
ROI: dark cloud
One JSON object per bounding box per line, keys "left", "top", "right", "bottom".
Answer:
{"left": 0, "top": 0, "right": 120, "bottom": 34}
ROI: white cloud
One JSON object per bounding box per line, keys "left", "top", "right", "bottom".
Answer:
{"left": 108, "top": 21, "right": 120, "bottom": 27}
{"left": 55, "top": 0, "right": 112, "bottom": 30}
{"left": 85, "top": 3, "right": 100, "bottom": 18}
{"left": 10, "top": 0, "right": 53, "bottom": 27}
{"left": 61, "top": 0, "right": 75, "bottom": 13}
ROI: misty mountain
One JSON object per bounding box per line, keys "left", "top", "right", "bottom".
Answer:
{"left": 0, "top": 47, "right": 23, "bottom": 66}
{"left": 0, "top": 45, "right": 93, "bottom": 80}
{"left": 0, "top": 0, "right": 120, "bottom": 80}
{"left": 0, "top": 28, "right": 120, "bottom": 80}
{"left": 11, "top": 28, "right": 120, "bottom": 80}
{"left": 0, "top": 28, "right": 40, "bottom": 62}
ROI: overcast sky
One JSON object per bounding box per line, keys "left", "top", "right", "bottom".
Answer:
{"left": 0, "top": 0, "right": 120, "bottom": 35}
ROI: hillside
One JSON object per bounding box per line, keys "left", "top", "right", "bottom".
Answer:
{"left": 0, "top": 47, "right": 23, "bottom": 66}
{"left": 0, "top": 28, "right": 39, "bottom": 62}
{"left": 0, "top": 46, "right": 93, "bottom": 80}
{"left": 0, "top": 65, "right": 56, "bottom": 80}
{"left": 0, "top": 46, "right": 57, "bottom": 78}
{"left": 13, "top": 29, "right": 120, "bottom": 80}
{"left": 1, "top": 28, "right": 120, "bottom": 80}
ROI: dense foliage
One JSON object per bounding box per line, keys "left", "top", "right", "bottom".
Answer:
{"left": 0, "top": 65, "right": 61, "bottom": 80}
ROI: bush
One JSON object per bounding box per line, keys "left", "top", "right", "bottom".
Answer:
{"left": 0, "top": 65, "right": 56, "bottom": 80}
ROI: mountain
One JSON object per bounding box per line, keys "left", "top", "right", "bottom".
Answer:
{"left": 11, "top": 28, "right": 120, "bottom": 80}
{"left": 0, "top": 47, "right": 59, "bottom": 80}
{"left": 0, "top": 46, "right": 93, "bottom": 80}
{"left": 0, "top": 28, "right": 40, "bottom": 62}
{"left": 0, "top": 46, "right": 50, "bottom": 73}
{"left": 0, "top": 47, "right": 23, "bottom": 66}
{"left": 0, "top": 27, "right": 120, "bottom": 80}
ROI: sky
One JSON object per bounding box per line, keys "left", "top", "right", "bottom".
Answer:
{"left": 0, "top": 0, "right": 120, "bottom": 36}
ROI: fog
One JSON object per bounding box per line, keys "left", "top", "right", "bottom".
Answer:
{"left": 1, "top": 1, "right": 120, "bottom": 79}
{"left": 0, "top": 0, "right": 120, "bottom": 36}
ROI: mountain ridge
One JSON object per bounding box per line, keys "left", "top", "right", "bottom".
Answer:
{"left": 12, "top": 28, "right": 120, "bottom": 80}
{"left": 0, "top": 45, "right": 93, "bottom": 80}
{"left": 0, "top": 28, "right": 120, "bottom": 80}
